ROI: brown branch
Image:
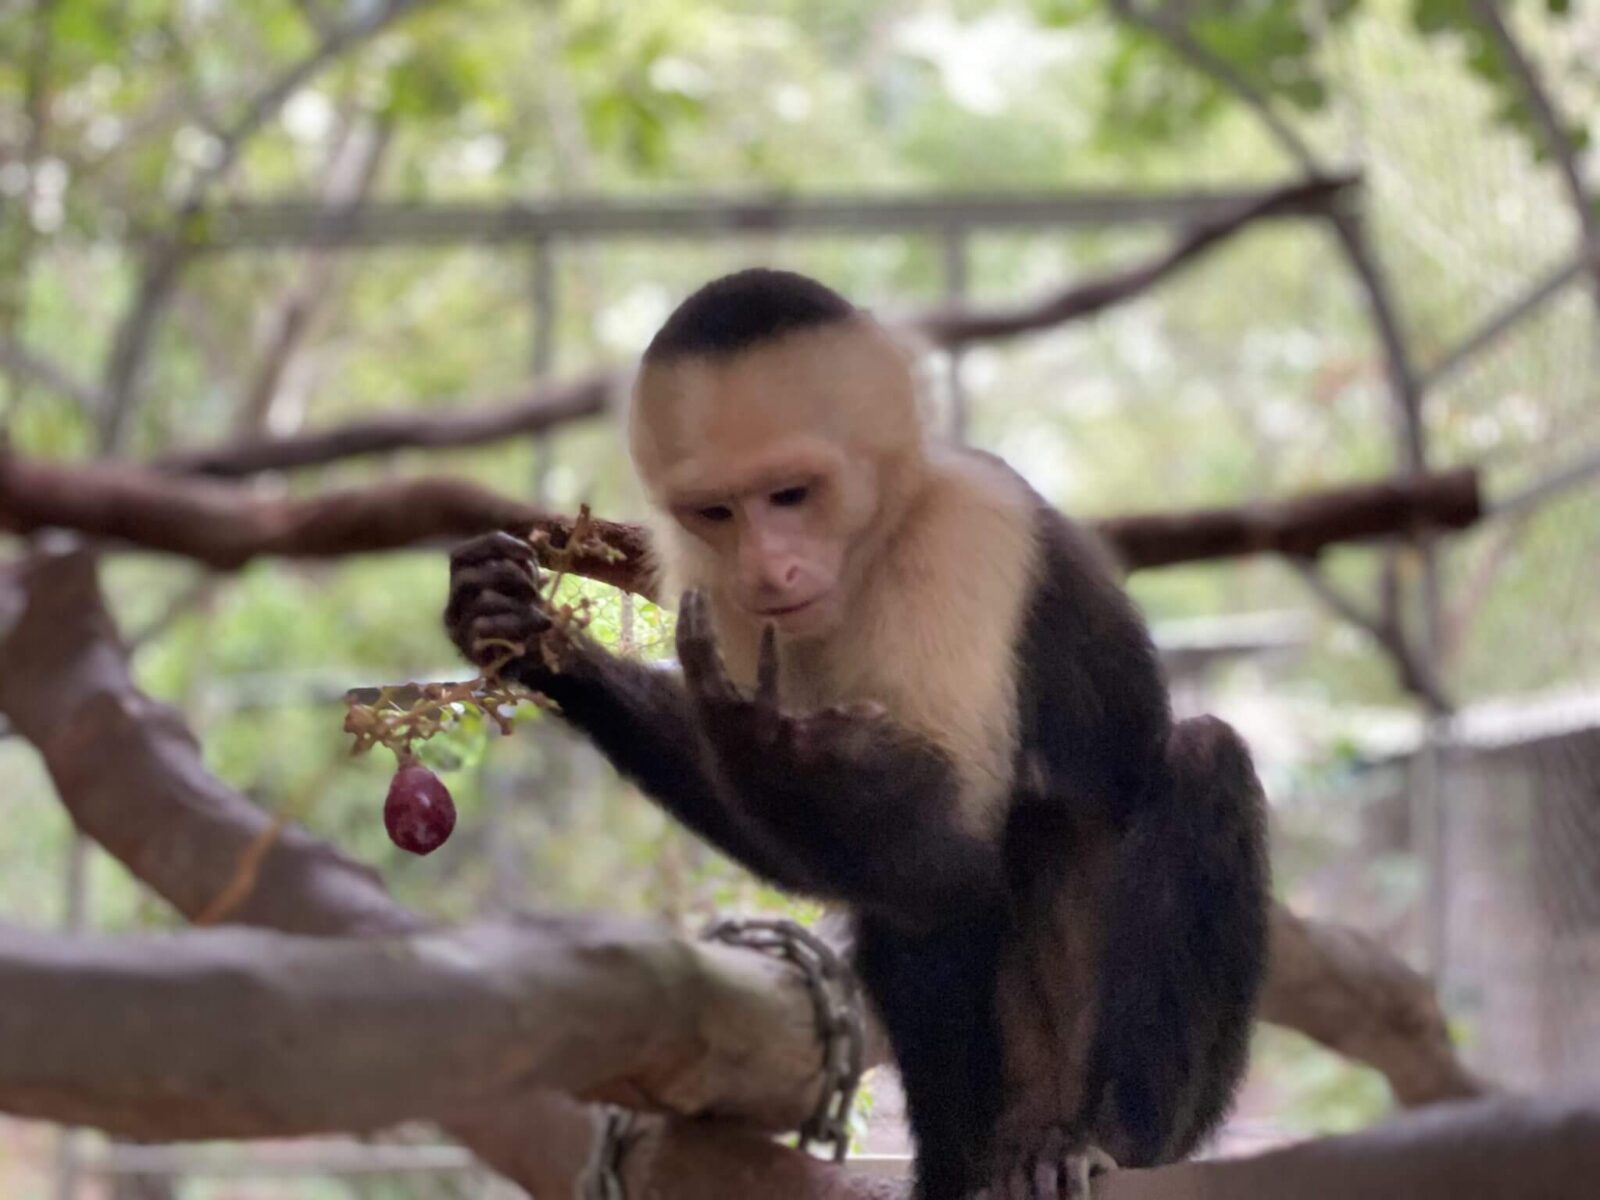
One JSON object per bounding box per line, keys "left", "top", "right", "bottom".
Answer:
{"left": 158, "top": 370, "right": 616, "bottom": 478}
{"left": 1288, "top": 559, "right": 1452, "bottom": 712}
{"left": 0, "top": 452, "right": 653, "bottom": 594}
{"left": 0, "top": 553, "right": 406, "bottom": 937}
{"left": 0, "top": 452, "right": 1480, "bottom": 595}
{"left": 1094, "top": 466, "right": 1481, "bottom": 570}
{"left": 906, "top": 173, "right": 1355, "bottom": 349}
{"left": 1260, "top": 907, "right": 1486, "bottom": 1107}
{"left": 0, "top": 916, "right": 830, "bottom": 1140}
{"left": 0, "top": 907, "right": 1580, "bottom": 1200}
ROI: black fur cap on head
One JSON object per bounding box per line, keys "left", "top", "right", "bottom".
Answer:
{"left": 643, "top": 267, "right": 857, "bottom": 363}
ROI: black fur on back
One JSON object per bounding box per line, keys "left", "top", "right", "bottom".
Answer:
{"left": 643, "top": 267, "right": 856, "bottom": 363}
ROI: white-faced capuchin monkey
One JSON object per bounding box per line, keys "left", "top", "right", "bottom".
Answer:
{"left": 444, "top": 269, "right": 1270, "bottom": 1200}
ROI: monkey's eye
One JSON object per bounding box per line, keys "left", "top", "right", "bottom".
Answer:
{"left": 696, "top": 504, "right": 734, "bottom": 523}
{"left": 770, "top": 485, "right": 809, "bottom": 508}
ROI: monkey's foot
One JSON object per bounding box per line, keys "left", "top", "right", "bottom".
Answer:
{"left": 985, "top": 1129, "right": 1116, "bottom": 1200}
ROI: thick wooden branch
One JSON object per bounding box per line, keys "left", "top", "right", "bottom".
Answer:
{"left": 0, "top": 917, "right": 828, "bottom": 1139}
{"left": 0, "top": 452, "right": 652, "bottom": 594}
{"left": 0, "top": 915, "right": 1581, "bottom": 1200}
{"left": 0, "top": 452, "right": 1480, "bottom": 597}
{"left": 1093, "top": 466, "right": 1480, "bottom": 570}
{"left": 0, "top": 553, "right": 406, "bottom": 936}
{"left": 1260, "top": 908, "right": 1486, "bottom": 1107}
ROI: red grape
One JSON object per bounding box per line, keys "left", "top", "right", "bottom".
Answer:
{"left": 384, "top": 762, "right": 456, "bottom": 855}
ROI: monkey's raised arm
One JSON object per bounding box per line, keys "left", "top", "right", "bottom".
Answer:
{"left": 446, "top": 535, "right": 1003, "bottom": 922}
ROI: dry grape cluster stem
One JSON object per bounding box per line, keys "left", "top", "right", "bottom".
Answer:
{"left": 341, "top": 510, "right": 623, "bottom": 853}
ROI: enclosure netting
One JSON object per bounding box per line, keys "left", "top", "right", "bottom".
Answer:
{"left": 1308, "top": 6, "right": 1600, "bottom": 1096}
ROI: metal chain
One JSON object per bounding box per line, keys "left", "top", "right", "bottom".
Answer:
{"left": 701, "top": 917, "right": 866, "bottom": 1163}
{"left": 576, "top": 917, "right": 865, "bottom": 1199}
{"left": 576, "top": 1104, "right": 636, "bottom": 1200}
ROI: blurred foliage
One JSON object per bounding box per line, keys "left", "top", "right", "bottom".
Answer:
{"left": 2, "top": 0, "right": 1599, "bottom": 1176}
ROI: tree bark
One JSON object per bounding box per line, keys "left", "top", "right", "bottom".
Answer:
{"left": 0, "top": 917, "right": 829, "bottom": 1139}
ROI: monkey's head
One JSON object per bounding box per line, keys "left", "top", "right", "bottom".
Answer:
{"left": 629, "top": 268, "right": 926, "bottom": 640}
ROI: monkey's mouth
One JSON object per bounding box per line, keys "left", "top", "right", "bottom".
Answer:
{"left": 758, "top": 597, "right": 821, "bottom": 619}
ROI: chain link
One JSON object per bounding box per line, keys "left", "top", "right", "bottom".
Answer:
{"left": 576, "top": 917, "right": 866, "bottom": 1198}
{"left": 575, "top": 1104, "right": 636, "bottom": 1200}
{"left": 702, "top": 917, "right": 866, "bottom": 1163}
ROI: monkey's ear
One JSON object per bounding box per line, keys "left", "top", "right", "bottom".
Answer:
{"left": 884, "top": 322, "right": 952, "bottom": 435}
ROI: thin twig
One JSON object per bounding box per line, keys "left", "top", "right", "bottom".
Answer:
{"left": 1289, "top": 558, "right": 1451, "bottom": 712}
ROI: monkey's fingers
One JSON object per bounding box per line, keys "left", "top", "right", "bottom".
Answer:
{"left": 444, "top": 571, "right": 546, "bottom": 633}
{"left": 460, "top": 613, "right": 541, "bottom": 666}
{"left": 675, "top": 590, "right": 740, "bottom": 705}
{"left": 751, "top": 624, "right": 782, "bottom": 742}
{"left": 449, "top": 530, "right": 539, "bottom": 573}
{"left": 446, "top": 560, "right": 540, "bottom": 616}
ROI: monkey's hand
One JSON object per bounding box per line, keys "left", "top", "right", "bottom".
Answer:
{"left": 985, "top": 1129, "right": 1116, "bottom": 1200}
{"left": 444, "top": 531, "right": 557, "bottom": 673}
{"left": 674, "top": 589, "right": 1001, "bottom": 916}
{"left": 675, "top": 589, "right": 904, "bottom": 780}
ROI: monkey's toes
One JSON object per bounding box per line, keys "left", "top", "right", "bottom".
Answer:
{"left": 989, "top": 1131, "right": 1114, "bottom": 1200}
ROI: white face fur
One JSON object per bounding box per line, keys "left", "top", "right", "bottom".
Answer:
{"left": 628, "top": 317, "right": 925, "bottom": 641}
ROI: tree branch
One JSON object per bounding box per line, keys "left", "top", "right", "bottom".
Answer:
{"left": 1259, "top": 907, "right": 1486, "bottom": 1107}
{"left": 0, "top": 452, "right": 652, "bottom": 592}
{"left": 0, "top": 549, "right": 795, "bottom": 1194}
{"left": 0, "top": 451, "right": 1481, "bottom": 595}
{"left": 0, "top": 916, "right": 831, "bottom": 1139}
{"left": 906, "top": 173, "right": 1354, "bottom": 348}
{"left": 1288, "top": 559, "right": 1452, "bottom": 712}
{"left": 157, "top": 370, "right": 617, "bottom": 478}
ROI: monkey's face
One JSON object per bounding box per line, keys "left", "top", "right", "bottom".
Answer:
{"left": 630, "top": 319, "right": 924, "bottom": 641}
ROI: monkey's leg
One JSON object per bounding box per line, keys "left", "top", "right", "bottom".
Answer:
{"left": 1082, "top": 714, "right": 1270, "bottom": 1168}
{"left": 445, "top": 533, "right": 813, "bottom": 890}
{"left": 985, "top": 804, "right": 1122, "bottom": 1200}
{"left": 854, "top": 910, "right": 1009, "bottom": 1200}
{"left": 675, "top": 591, "right": 1006, "bottom": 923}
